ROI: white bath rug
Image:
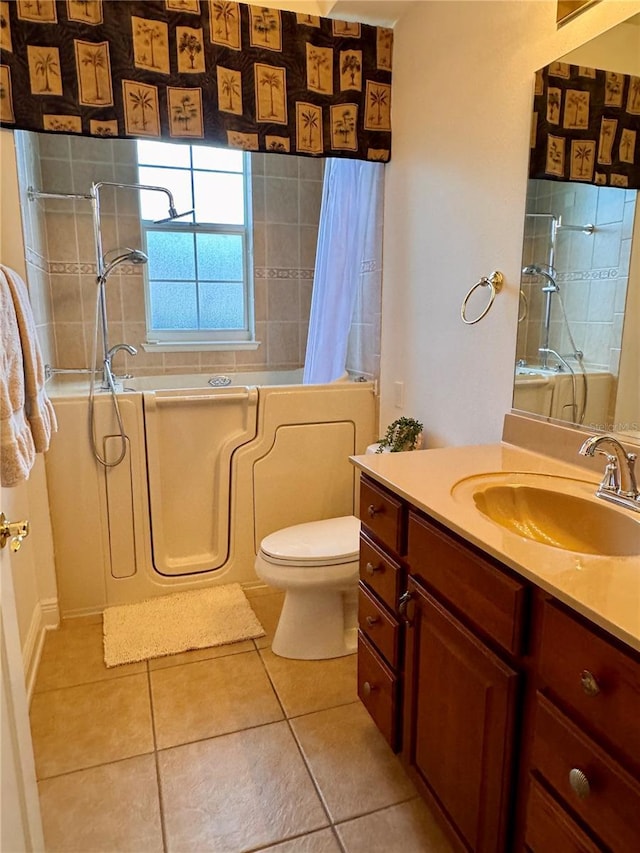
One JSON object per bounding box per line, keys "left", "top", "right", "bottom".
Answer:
{"left": 103, "top": 584, "right": 265, "bottom": 667}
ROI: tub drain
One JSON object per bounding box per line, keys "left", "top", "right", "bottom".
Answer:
{"left": 208, "top": 375, "right": 232, "bottom": 387}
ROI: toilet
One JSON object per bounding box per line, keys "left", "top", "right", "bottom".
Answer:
{"left": 254, "top": 515, "right": 361, "bottom": 660}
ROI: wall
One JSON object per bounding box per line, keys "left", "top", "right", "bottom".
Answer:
{"left": 380, "top": 0, "right": 640, "bottom": 448}
{"left": 0, "top": 131, "right": 59, "bottom": 692}
{"left": 22, "top": 133, "right": 323, "bottom": 376}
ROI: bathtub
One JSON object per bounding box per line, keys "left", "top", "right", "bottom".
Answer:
{"left": 513, "top": 365, "right": 614, "bottom": 427}
{"left": 45, "top": 371, "right": 376, "bottom": 616}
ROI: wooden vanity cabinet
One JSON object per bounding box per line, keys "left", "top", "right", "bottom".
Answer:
{"left": 357, "top": 475, "right": 407, "bottom": 752}
{"left": 355, "top": 471, "right": 640, "bottom": 853}
{"left": 403, "top": 512, "right": 525, "bottom": 853}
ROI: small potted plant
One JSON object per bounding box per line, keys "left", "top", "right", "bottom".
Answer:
{"left": 375, "top": 417, "right": 424, "bottom": 453}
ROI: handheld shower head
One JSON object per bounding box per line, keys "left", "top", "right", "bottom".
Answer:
{"left": 100, "top": 248, "right": 148, "bottom": 279}
{"left": 521, "top": 264, "right": 559, "bottom": 292}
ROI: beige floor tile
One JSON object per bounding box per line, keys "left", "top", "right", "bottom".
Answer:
{"left": 30, "top": 674, "right": 154, "bottom": 779}
{"left": 256, "top": 828, "right": 342, "bottom": 852}
{"left": 159, "top": 721, "right": 329, "bottom": 852}
{"left": 336, "top": 798, "right": 454, "bottom": 852}
{"left": 34, "top": 619, "right": 146, "bottom": 692}
{"left": 148, "top": 638, "right": 255, "bottom": 670}
{"left": 291, "top": 702, "right": 416, "bottom": 823}
{"left": 150, "top": 650, "right": 284, "bottom": 749}
{"left": 260, "top": 647, "right": 357, "bottom": 717}
{"left": 38, "top": 755, "right": 163, "bottom": 852}
{"left": 248, "top": 591, "right": 285, "bottom": 649}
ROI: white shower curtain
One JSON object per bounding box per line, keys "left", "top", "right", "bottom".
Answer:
{"left": 303, "top": 158, "right": 384, "bottom": 384}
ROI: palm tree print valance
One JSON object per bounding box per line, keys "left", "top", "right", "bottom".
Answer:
{"left": 0, "top": 0, "right": 393, "bottom": 162}
{"left": 529, "top": 62, "right": 640, "bottom": 189}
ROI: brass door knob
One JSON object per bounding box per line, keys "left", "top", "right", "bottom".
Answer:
{"left": 580, "top": 670, "right": 601, "bottom": 697}
{"left": 569, "top": 768, "right": 591, "bottom": 799}
{"left": 0, "top": 513, "right": 30, "bottom": 552}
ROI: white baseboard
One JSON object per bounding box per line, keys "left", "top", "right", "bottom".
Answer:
{"left": 23, "top": 597, "right": 59, "bottom": 702}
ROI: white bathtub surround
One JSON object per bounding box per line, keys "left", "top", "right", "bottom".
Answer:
{"left": 102, "top": 585, "right": 265, "bottom": 667}
{"left": 44, "top": 373, "right": 376, "bottom": 616}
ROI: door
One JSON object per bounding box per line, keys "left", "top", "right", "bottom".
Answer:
{"left": 402, "top": 577, "right": 519, "bottom": 852}
{"left": 1, "top": 493, "right": 44, "bottom": 852}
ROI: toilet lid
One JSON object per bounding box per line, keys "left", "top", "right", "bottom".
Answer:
{"left": 260, "top": 516, "right": 360, "bottom": 566}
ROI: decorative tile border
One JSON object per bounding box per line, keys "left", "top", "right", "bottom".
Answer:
{"left": 254, "top": 267, "right": 315, "bottom": 280}
{"left": 556, "top": 268, "right": 618, "bottom": 282}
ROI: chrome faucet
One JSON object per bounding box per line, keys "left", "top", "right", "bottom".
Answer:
{"left": 103, "top": 343, "right": 137, "bottom": 389}
{"left": 579, "top": 434, "right": 640, "bottom": 512}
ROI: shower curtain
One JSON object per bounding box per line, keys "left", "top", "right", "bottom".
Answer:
{"left": 303, "top": 159, "right": 384, "bottom": 384}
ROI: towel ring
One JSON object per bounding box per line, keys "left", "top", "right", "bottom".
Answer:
{"left": 460, "top": 271, "right": 504, "bottom": 325}
{"left": 518, "top": 288, "right": 529, "bottom": 323}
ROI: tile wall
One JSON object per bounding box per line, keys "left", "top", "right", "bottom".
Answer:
{"left": 518, "top": 179, "right": 637, "bottom": 375}
{"left": 17, "top": 132, "right": 325, "bottom": 376}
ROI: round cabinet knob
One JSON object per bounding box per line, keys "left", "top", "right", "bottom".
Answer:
{"left": 580, "top": 670, "right": 601, "bottom": 697}
{"left": 365, "top": 562, "right": 381, "bottom": 575}
{"left": 365, "top": 615, "right": 380, "bottom": 627}
{"left": 569, "top": 768, "right": 591, "bottom": 799}
{"left": 367, "top": 504, "right": 381, "bottom": 518}
{"left": 362, "top": 681, "right": 377, "bottom": 697}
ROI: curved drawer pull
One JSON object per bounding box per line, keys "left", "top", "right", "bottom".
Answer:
{"left": 365, "top": 562, "right": 382, "bottom": 576}
{"left": 362, "top": 681, "right": 377, "bottom": 697}
{"left": 580, "top": 670, "right": 601, "bottom": 697}
{"left": 398, "top": 591, "right": 413, "bottom": 625}
{"left": 569, "top": 768, "right": 591, "bottom": 799}
{"left": 365, "top": 615, "right": 380, "bottom": 627}
{"left": 367, "top": 504, "right": 382, "bottom": 518}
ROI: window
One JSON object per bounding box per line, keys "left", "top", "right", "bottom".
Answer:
{"left": 136, "top": 140, "right": 254, "bottom": 348}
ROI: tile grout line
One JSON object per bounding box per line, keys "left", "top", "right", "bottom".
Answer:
{"left": 146, "top": 664, "right": 170, "bottom": 853}
{"left": 254, "top": 646, "right": 344, "bottom": 849}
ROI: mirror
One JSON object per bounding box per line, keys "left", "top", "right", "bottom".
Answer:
{"left": 513, "top": 13, "right": 640, "bottom": 443}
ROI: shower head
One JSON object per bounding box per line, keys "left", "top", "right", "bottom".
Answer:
{"left": 100, "top": 248, "right": 148, "bottom": 279}
{"left": 153, "top": 207, "right": 195, "bottom": 225}
{"left": 521, "top": 264, "right": 559, "bottom": 291}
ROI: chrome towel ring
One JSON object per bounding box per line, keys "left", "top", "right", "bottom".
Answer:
{"left": 460, "top": 271, "right": 504, "bottom": 325}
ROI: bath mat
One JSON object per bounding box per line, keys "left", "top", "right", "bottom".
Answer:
{"left": 103, "top": 584, "right": 265, "bottom": 667}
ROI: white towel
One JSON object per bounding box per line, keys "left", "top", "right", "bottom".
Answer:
{"left": 0, "top": 265, "right": 57, "bottom": 487}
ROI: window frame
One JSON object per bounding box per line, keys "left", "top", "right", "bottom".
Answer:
{"left": 136, "top": 142, "right": 256, "bottom": 350}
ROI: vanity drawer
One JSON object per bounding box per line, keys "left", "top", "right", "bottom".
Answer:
{"left": 358, "top": 582, "right": 400, "bottom": 669}
{"left": 357, "top": 631, "right": 399, "bottom": 751}
{"left": 407, "top": 511, "right": 526, "bottom": 656}
{"left": 525, "top": 777, "right": 602, "bottom": 853}
{"left": 359, "top": 533, "right": 402, "bottom": 612}
{"left": 538, "top": 600, "right": 640, "bottom": 771}
{"left": 531, "top": 693, "right": 640, "bottom": 853}
{"left": 359, "top": 476, "right": 405, "bottom": 555}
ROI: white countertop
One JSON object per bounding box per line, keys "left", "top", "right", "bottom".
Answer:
{"left": 351, "top": 444, "right": 640, "bottom": 653}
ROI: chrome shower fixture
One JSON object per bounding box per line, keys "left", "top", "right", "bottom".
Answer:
{"left": 100, "top": 247, "right": 148, "bottom": 279}
{"left": 153, "top": 207, "right": 195, "bottom": 224}
{"left": 521, "top": 264, "right": 559, "bottom": 292}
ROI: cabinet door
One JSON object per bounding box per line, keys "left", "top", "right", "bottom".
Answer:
{"left": 403, "top": 578, "right": 519, "bottom": 853}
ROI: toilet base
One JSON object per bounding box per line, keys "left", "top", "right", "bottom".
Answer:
{"left": 271, "top": 588, "right": 357, "bottom": 660}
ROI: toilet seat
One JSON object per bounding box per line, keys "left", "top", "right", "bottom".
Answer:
{"left": 259, "top": 515, "right": 360, "bottom": 567}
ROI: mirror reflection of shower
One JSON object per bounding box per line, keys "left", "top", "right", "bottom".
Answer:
{"left": 515, "top": 179, "right": 637, "bottom": 429}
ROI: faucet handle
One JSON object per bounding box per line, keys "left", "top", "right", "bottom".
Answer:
{"left": 600, "top": 454, "right": 620, "bottom": 493}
